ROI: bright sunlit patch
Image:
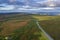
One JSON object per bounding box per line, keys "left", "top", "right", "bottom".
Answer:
{"left": 49, "top": 4, "right": 55, "bottom": 7}
{"left": 22, "top": 5, "right": 31, "bottom": 8}
{"left": 47, "top": 0, "right": 56, "bottom": 7}
{"left": 42, "top": 7, "right": 55, "bottom": 9}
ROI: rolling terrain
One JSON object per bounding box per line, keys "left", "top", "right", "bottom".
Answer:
{"left": 0, "top": 13, "right": 49, "bottom": 40}
{"left": 33, "top": 15, "right": 60, "bottom": 40}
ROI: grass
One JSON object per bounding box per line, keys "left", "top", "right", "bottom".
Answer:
{"left": 0, "top": 14, "right": 48, "bottom": 40}
{"left": 33, "top": 15, "right": 59, "bottom": 21}
{"left": 33, "top": 15, "right": 60, "bottom": 40}
{"left": 11, "top": 20, "right": 49, "bottom": 40}
{"left": 11, "top": 20, "right": 41, "bottom": 40}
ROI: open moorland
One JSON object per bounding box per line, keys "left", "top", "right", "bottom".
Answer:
{"left": 33, "top": 15, "right": 60, "bottom": 40}
{"left": 0, "top": 13, "right": 49, "bottom": 40}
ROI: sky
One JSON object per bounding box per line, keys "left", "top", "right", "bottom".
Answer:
{"left": 0, "top": 0, "right": 60, "bottom": 13}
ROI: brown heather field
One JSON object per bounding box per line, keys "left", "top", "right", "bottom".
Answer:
{"left": 0, "top": 20, "right": 29, "bottom": 36}
{"left": 0, "top": 14, "right": 53, "bottom": 40}
{"left": 0, "top": 14, "right": 32, "bottom": 40}
{"left": 0, "top": 14, "right": 44, "bottom": 40}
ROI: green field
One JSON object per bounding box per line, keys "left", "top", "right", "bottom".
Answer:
{"left": 0, "top": 14, "right": 49, "bottom": 40}
{"left": 33, "top": 15, "right": 60, "bottom": 40}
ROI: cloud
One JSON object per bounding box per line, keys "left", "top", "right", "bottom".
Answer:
{"left": 0, "top": 7, "right": 60, "bottom": 13}
{"left": 41, "top": 7, "right": 55, "bottom": 9}
{"left": 26, "top": 0, "right": 46, "bottom": 1}
{"left": 0, "top": 3, "right": 7, "bottom": 6}
{"left": 18, "top": 7, "right": 56, "bottom": 11}
{"left": 18, "top": 8, "right": 40, "bottom": 10}
{"left": 0, "top": 4, "right": 56, "bottom": 11}
{"left": 17, "top": 0, "right": 25, "bottom": 2}
{"left": 22, "top": 5, "right": 31, "bottom": 8}
{"left": 0, "top": 5, "right": 15, "bottom": 10}
{"left": 8, "top": 0, "right": 16, "bottom": 2}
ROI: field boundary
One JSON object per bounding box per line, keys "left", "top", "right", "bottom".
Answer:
{"left": 35, "top": 20, "right": 54, "bottom": 40}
